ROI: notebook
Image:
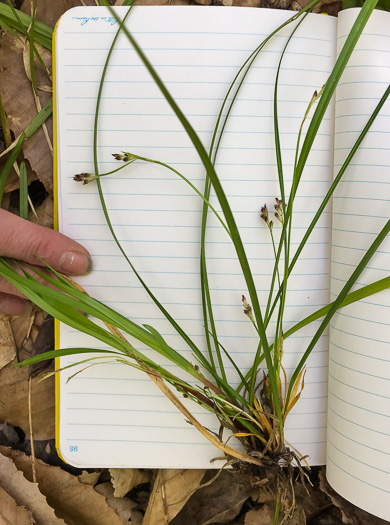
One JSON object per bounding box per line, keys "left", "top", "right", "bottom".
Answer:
{"left": 53, "top": 6, "right": 390, "bottom": 520}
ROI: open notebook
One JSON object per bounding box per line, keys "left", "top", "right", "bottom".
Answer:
{"left": 54, "top": 6, "right": 390, "bottom": 520}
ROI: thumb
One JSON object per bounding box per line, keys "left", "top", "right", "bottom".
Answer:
{"left": 0, "top": 210, "right": 92, "bottom": 275}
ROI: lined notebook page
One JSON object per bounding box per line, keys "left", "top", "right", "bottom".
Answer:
{"left": 55, "top": 6, "right": 336, "bottom": 468}
{"left": 328, "top": 9, "right": 390, "bottom": 521}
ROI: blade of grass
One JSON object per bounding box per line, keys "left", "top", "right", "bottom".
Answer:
{"left": 28, "top": 261, "right": 248, "bottom": 404}
{"left": 27, "top": 0, "right": 38, "bottom": 94}
{"left": 265, "top": 83, "right": 390, "bottom": 326}
{"left": 198, "top": 1, "right": 322, "bottom": 398}
{"left": 91, "top": 4, "right": 229, "bottom": 387}
{"left": 285, "top": 217, "right": 390, "bottom": 406}
{"left": 0, "top": 98, "right": 52, "bottom": 206}
{"left": 285, "top": 0, "right": 378, "bottom": 230}
{"left": 263, "top": 0, "right": 379, "bottom": 361}
{"left": 0, "top": 3, "right": 52, "bottom": 49}
{"left": 107, "top": 5, "right": 318, "bottom": 426}
{"left": 14, "top": 260, "right": 246, "bottom": 402}
{"left": 108, "top": 154, "right": 231, "bottom": 238}
{"left": 283, "top": 276, "right": 390, "bottom": 342}
{"left": 0, "top": 133, "right": 25, "bottom": 207}
{"left": 19, "top": 161, "right": 28, "bottom": 219}
{"left": 0, "top": 98, "right": 52, "bottom": 159}
{"left": 251, "top": 15, "right": 309, "bottom": 404}
{"left": 19, "top": 348, "right": 125, "bottom": 366}
{"left": 5, "top": 0, "right": 51, "bottom": 78}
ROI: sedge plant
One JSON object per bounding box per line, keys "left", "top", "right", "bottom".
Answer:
{"left": 0, "top": 0, "right": 389, "bottom": 514}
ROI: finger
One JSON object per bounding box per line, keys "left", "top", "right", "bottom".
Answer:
{"left": 0, "top": 209, "right": 92, "bottom": 275}
{"left": 0, "top": 291, "right": 32, "bottom": 316}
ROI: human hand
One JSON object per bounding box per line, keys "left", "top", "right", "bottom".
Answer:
{"left": 0, "top": 209, "right": 92, "bottom": 316}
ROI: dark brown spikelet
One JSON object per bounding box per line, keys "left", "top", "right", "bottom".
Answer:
{"left": 112, "top": 153, "right": 125, "bottom": 161}
{"left": 73, "top": 173, "right": 94, "bottom": 185}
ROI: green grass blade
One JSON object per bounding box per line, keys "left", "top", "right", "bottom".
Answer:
{"left": 265, "top": 83, "right": 390, "bottom": 325}
{"left": 5, "top": 1, "right": 51, "bottom": 76}
{"left": 198, "top": 1, "right": 322, "bottom": 402}
{"left": 0, "top": 98, "right": 53, "bottom": 206}
{"left": 0, "top": 3, "right": 52, "bottom": 49}
{"left": 0, "top": 259, "right": 201, "bottom": 379}
{"left": 283, "top": 276, "right": 390, "bottom": 342}
{"left": 19, "top": 161, "right": 28, "bottom": 219}
{"left": 293, "top": 0, "right": 378, "bottom": 194}
{"left": 107, "top": 5, "right": 284, "bottom": 423}
{"left": 207, "top": 330, "right": 250, "bottom": 393}
{"left": 0, "top": 133, "right": 25, "bottom": 207}
{"left": 12, "top": 260, "right": 233, "bottom": 389}
{"left": 18, "top": 348, "right": 124, "bottom": 367}
{"left": 25, "top": 98, "right": 53, "bottom": 137}
{"left": 268, "top": 0, "right": 379, "bottom": 347}
{"left": 28, "top": 0, "right": 38, "bottom": 93}
{"left": 91, "top": 5, "right": 223, "bottom": 379}
{"left": 285, "top": 218, "right": 390, "bottom": 406}
{"left": 118, "top": 154, "right": 231, "bottom": 238}
{"left": 1, "top": 99, "right": 52, "bottom": 159}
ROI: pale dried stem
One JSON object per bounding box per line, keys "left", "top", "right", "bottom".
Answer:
{"left": 28, "top": 377, "right": 37, "bottom": 483}
{"left": 64, "top": 277, "right": 265, "bottom": 467}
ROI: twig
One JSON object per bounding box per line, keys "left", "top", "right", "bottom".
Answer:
{"left": 28, "top": 377, "right": 37, "bottom": 483}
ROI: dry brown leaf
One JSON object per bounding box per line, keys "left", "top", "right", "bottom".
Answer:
{"left": 216, "top": 0, "right": 261, "bottom": 6}
{"left": 29, "top": 196, "right": 53, "bottom": 228}
{"left": 0, "top": 33, "right": 52, "bottom": 194}
{"left": 244, "top": 504, "right": 306, "bottom": 525}
{"left": 0, "top": 358, "right": 55, "bottom": 440}
{"left": 0, "top": 448, "right": 65, "bottom": 525}
{"left": 20, "top": 0, "right": 100, "bottom": 29}
{"left": 109, "top": 468, "right": 151, "bottom": 498}
{"left": 134, "top": 0, "right": 192, "bottom": 4}
{"left": 172, "top": 470, "right": 252, "bottom": 525}
{"left": 0, "top": 486, "right": 36, "bottom": 525}
{"left": 291, "top": 0, "right": 342, "bottom": 15}
{"left": 9, "top": 310, "right": 41, "bottom": 356}
{"left": 143, "top": 469, "right": 206, "bottom": 525}
{"left": 319, "top": 470, "right": 388, "bottom": 525}
{"left": 78, "top": 471, "right": 101, "bottom": 486}
{"left": 95, "top": 481, "right": 137, "bottom": 523}
{"left": 244, "top": 504, "right": 275, "bottom": 525}
{"left": 1, "top": 192, "right": 11, "bottom": 212}
{"left": 0, "top": 446, "right": 126, "bottom": 525}
{"left": 0, "top": 316, "right": 16, "bottom": 369}
{"left": 22, "top": 42, "right": 52, "bottom": 93}
{"left": 130, "top": 510, "right": 144, "bottom": 525}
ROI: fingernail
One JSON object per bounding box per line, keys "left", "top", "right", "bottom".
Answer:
{"left": 58, "top": 251, "right": 93, "bottom": 275}
{"left": 0, "top": 296, "right": 33, "bottom": 316}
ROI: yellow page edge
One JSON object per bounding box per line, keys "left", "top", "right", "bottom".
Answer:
{"left": 52, "top": 15, "right": 65, "bottom": 464}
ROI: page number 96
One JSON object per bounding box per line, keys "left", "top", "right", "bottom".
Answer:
{"left": 69, "top": 445, "right": 78, "bottom": 452}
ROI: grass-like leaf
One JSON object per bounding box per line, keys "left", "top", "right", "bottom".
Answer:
{"left": 0, "top": 3, "right": 52, "bottom": 49}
